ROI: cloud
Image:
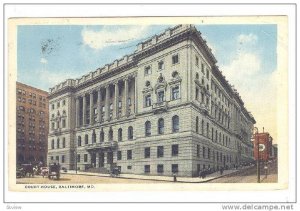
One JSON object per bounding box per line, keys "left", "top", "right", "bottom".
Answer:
{"left": 40, "top": 58, "right": 48, "bottom": 64}
{"left": 219, "top": 33, "right": 277, "bottom": 142}
{"left": 81, "top": 25, "right": 149, "bottom": 50}
{"left": 237, "top": 33, "right": 258, "bottom": 45}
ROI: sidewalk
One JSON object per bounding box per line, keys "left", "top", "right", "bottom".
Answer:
{"left": 62, "top": 166, "right": 253, "bottom": 183}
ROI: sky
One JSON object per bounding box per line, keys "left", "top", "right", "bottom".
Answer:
{"left": 17, "top": 24, "right": 278, "bottom": 142}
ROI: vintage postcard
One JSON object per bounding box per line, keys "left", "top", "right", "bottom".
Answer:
{"left": 7, "top": 16, "right": 289, "bottom": 196}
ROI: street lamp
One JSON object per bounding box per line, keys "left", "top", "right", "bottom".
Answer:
{"left": 251, "top": 127, "right": 260, "bottom": 183}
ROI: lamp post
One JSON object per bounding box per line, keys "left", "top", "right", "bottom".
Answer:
{"left": 251, "top": 127, "right": 260, "bottom": 183}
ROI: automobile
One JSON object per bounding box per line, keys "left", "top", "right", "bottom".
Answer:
{"left": 40, "top": 167, "right": 49, "bottom": 178}
{"left": 48, "top": 163, "right": 61, "bottom": 180}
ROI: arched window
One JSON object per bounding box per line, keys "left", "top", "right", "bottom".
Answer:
{"left": 118, "top": 128, "right": 122, "bottom": 142}
{"left": 100, "top": 130, "right": 104, "bottom": 142}
{"left": 109, "top": 127, "right": 113, "bottom": 141}
{"left": 145, "top": 121, "right": 151, "bottom": 136}
{"left": 196, "top": 116, "right": 199, "bottom": 133}
{"left": 57, "top": 138, "right": 60, "bottom": 149}
{"left": 128, "top": 126, "right": 133, "bottom": 140}
{"left": 85, "top": 134, "right": 89, "bottom": 144}
{"left": 158, "top": 118, "right": 164, "bottom": 134}
{"left": 172, "top": 115, "right": 179, "bottom": 132}
{"left": 78, "top": 136, "right": 82, "bottom": 146}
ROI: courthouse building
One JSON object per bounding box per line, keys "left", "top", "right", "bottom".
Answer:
{"left": 16, "top": 82, "right": 49, "bottom": 165}
{"left": 48, "top": 24, "right": 255, "bottom": 177}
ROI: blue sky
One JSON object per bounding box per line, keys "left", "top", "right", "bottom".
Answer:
{"left": 17, "top": 24, "right": 278, "bottom": 140}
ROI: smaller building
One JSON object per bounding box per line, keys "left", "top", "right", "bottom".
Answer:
{"left": 16, "top": 82, "right": 49, "bottom": 165}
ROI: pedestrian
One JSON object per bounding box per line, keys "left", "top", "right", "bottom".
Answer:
{"left": 173, "top": 173, "right": 177, "bottom": 182}
{"left": 264, "top": 165, "right": 268, "bottom": 178}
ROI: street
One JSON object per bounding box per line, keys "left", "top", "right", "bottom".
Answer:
{"left": 208, "top": 160, "right": 278, "bottom": 183}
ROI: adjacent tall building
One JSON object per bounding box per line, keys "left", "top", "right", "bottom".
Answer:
{"left": 16, "top": 82, "right": 49, "bottom": 165}
{"left": 48, "top": 24, "right": 255, "bottom": 177}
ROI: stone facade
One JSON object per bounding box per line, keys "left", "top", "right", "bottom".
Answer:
{"left": 47, "top": 24, "right": 255, "bottom": 177}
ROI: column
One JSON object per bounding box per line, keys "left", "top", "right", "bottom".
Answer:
{"left": 89, "top": 92, "right": 93, "bottom": 125}
{"left": 134, "top": 75, "right": 138, "bottom": 114}
{"left": 105, "top": 85, "right": 110, "bottom": 121}
{"left": 98, "top": 89, "right": 102, "bottom": 123}
{"left": 75, "top": 97, "right": 80, "bottom": 127}
{"left": 124, "top": 77, "right": 129, "bottom": 117}
{"left": 114, "top": 81, "right": 119, "bottom": 119}
{"left": 95, "top": 152, "right": 99, "bottom": 168}
{"left": 82, "top": 94, "right": 86, "bottom": 126}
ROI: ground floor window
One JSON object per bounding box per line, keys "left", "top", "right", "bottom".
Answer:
{"left": 144, "top": 165, "right": 150, "bottom": 173}
{"left": 157, "top": 164, "right": 164, "bottom": 173}
{"left": 172, "top": 164, "right": 178, "bottom": 173}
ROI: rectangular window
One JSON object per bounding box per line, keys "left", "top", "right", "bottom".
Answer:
{"left": 62, "top": 138, "right": 66, "bottom": 148}
{"left": 196, "top": 88, "right": 199, "bottom": 100}
{"left": 171, "top": 86, "right": 180, "bottom": 100}
{"left": 157, "top": 91, "right": 165, "bottom": 103}
{"left": 144, "top": 147, "right": 151, "bottom": 158}
{"left": 172, "top": 164, "right": 178, "bottom": 173}
{"left": 157, "top": 146, "right": 164, "bottom": 158}
{"left": 144, "top": 165, "right": 150, "bottom": 173}
{"left": 84, "top": 154, "right": 88, "bottom": 162}
{"left": 56, "top": 156, "right": 59, "bottom": 162}
{"left": 61, "top": 155, "right": 65, "bottom": 163}
{"left": 127, "top": 150, "right": 132, "bottom": 160}
{"left": 197, "top": 144, "right": 200, "bottom": 157}
{"left": 208, "top": 148, "right": 211, "bottom": 159}
{"left": 145, "top": 95, "right": 152, "bottom": 107}
{"left": 77, "top": 154, "right": 80, "bottom": 163}
{"left": 158, "top": 61, "right": 164, "bottom": 70}
{"left": 203, "top": 146, "right": 206, "bottom": 158}
{"left": 195, "top": 56, "right": 199, "bottom": 66}
{"left": 157, "top": 164, "right": 164, "bottom": 173}
{"left": 117, "top": 151, "right": 122, "bottom": 160}
{"left": 206, "top": 68, "right": 209, "bottom": 79}
{"left": 172, "top": 54, "right": 179, "bottom": 65}
{"left": 172, "top": 144, "right": 179, "bottom": 156}
{"left": 62, "top": 119, "right": 66, "bottom": 128}
{"left": 144, "top": 65, "right": 151, "bottom": 75}
{"left": 201, "top": 63, "right": 205, "bottom": 73}
{"left": 51, "top": 156, "right": 53, "bottom": 160}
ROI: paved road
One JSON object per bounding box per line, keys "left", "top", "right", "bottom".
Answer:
{"left": 208, "top": 160, "right": 278, "bottom": 183}
{"left": 16, "top": 174, "right": 165, "bottom": 184}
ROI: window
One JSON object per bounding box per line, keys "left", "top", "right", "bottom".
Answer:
{"left": 109, "top": 128, "right": 113, "bottom": 141}
{"left": 57, "top": 102, "right": 60, "bottom": 108}
{"left": 145, "top": 121, "right": 151, "bottom": 136}
{"left": 62, "top": 100, "right": 66, "bottom": 106}
{"left": 206, "top": 123, "right": 209, "bottom": 138}
{"left": 172, "top": 54, "right": 179, "bottom": 64}
{"left": 77, "top": 154, "right": 80, "bottom": 163}
{"left": 203, "top": 146, "right": 206, "bottom": 158}
{"left": 62, "top": 138, "right": 66, "bottom": 148}
{"left": 51, "top": 104, "right": 55, "bottom": 110}
{"left": 201, "top": 63, "right": 204, "bottom": 73}
{"left": 157, "top": 164, "right": 164, "bottom": 173}
{"left": 51, "top": 139, "right": 54, "bottom": 149}
{"left": 144, "top": 65, "right": 151, "bottom": 75}
{"left": 196, "top": 117, "right": 199, "bottom": 133}
{"left": 206, "top": 68, "right": 209, "bottom": 79}
{"left": 144, "top": 165, "right": 150, "bottom": 173}
{"left": 85, "top": 134, "right": 89, "bottom": 145}
{"left": 100, "top": 131, "right": 104, "bottom": 142}
{"left": 196, "top": 56, "right": 199, "bottom": 66}
{"left": 92, "top": 131, "right": 96, "bottom": 143}
{"left": 157, "top": 146, "right": 164, "bottom": 158}
{"left": 118, "top": 128, "right": 122, "bottom": 142}
{"left": 171, "top": 86, "right": 180, "bottom": 100}
{"left": 172, "top": 164, "right": 178, "bottom": 173}
{"left": 158, "top": 60, "right": 164, "bottom": 70}
{"left": 157, "top": 90, "right": 165, "bottom": 103}
{"left": 158, "top": 118, "right": 164, "bottom": 134}
{"left": 144, "top": 147, "right": 150, "bottom": 158}
{"left": 78, "top": 136, "right": 82, "bottom": 146}
{"left": 201, "top": 120, "right": 204, "bottom": 135}
{"left": 56, "top": 156, "right": 59, "bottom": 162}
{"left": 197, "top": 145, "right": 200, "bottom": 157}
{"left": 84, "top": 154, "right": 88, "bottom": 162}
{"left": 62, "top": 119, "right": 66, "bottom": 128}
{"left": 51, "top": 122, "right": 55, "bottom": 130}
{"left": 208, "top": 148, "right": 211, "bottom": 159}
{"left": 145, "top": 95, "right": 151, "bottom": 107}
{"left": 195, "top": 88, "right": 199, "bottom": 100}
{"left": 61, "top": 155, "right": 65, "bottom": 163}
{"left": 128, "top": 126, "right": 133, "bottom": 140}
{"left": 57, "top": 138, "right": 60, "bottom": 149}
{"left": 172, "top": 144, "right": 179, "bottom": 156}
{"left": 172, "top": 115, "right": 179, "bottom": 133}
{"left": 117, "top": 151, "right": 122, "bottom": 160}
{"left": 127, "top": 150, "right": 132, "bottom": 160}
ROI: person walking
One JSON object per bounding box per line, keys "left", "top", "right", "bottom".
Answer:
{"left": 264, "top": 165, "right": 268, "bottom": 178}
